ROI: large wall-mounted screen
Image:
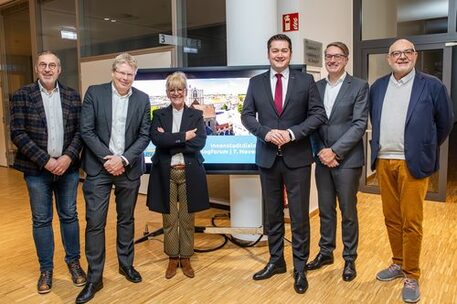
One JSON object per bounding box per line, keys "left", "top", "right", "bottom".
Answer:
{"left": 134, "top": 65, "right": 306, "bottom": 174}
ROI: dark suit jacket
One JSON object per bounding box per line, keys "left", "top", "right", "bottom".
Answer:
{"left": 310, "top": 74, "right": 369, "bottom": 168}
{"left": 80, "top": 82, "right": 151, "bottom": 180}
{"left": 370, "top": 71, "right": 454, "bottom": 178}
{"left": 10, "top": 81, "right": 82, "bottom": 175}
{"left": 241, "top": 69, "right": 327, "bottom": 168}
{"left": 146, "top": 105, "right": 209, "bottom": 214}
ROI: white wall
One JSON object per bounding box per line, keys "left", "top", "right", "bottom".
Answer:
{"left": 80, "top": 49, "right": 173, "bottom": 96}
{"left": 297, "top": 0, "right": 354, "bottom": 76}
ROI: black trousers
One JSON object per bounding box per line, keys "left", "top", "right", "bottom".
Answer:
{"left": 82, "top": 171, "right": 140, "bottom": 283}
{"left": 259, "top": 157, "right": 311, "bottom": 272}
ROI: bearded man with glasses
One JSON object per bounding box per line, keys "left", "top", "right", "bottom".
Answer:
{"left": 370, "top": 38, "right": 454, "bottom": 303}
{"left": 10, "top": 50, "right": 86, "bottom": 294}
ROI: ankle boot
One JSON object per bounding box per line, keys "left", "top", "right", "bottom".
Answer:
{"left": 180, "top": 258, "right": 195, "bottom": 278}
{"left": 165, "top": 257, "right": 179, "bottom": 279}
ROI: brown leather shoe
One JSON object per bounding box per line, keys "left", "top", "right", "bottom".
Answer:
{"left": 68, "top": 261, "right": 87, "bottom": 287}
{"left": 165, "top": 257, "right": 179, "bottom": 279}
{"left": 180, "top": 258, "right": 195, "bottom": 278}
{"left": 37, "top": 270, "right": 53, "bottom": 294}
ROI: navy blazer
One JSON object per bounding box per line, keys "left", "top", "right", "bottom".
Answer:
{"left": 310, "top": 74, "right": 369, "bottom": 169}
{"left": 146, "top": 105, "right": 210, "bottom": 214}
{"left": 80, "top": 83, "right": 151, "bottom": 180}
{"left": 10, "top": 81, "right": 82, "bottom": 175}
{"left": 241, "top": 69, "right": 327, "bottom": 169}
{"left": 369, "top": 71, "right": 454, "bottom": 179}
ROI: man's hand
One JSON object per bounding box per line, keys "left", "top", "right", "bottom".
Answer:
{"left": 44, "top": 158, "right": 58, "bottom": 173}
{"left": 318, "top": 148, "right": 340, "bottom": 167}
{"left": 103, "top": 155, "right": 125, "bottom": 176}
{"left": 326, "top": 159, "right": 340, "bottom": 168}
{"left": 185, "top": 128, "right": 197, "bottom": 141}
{"left": 51, "top": 155, "right": 72, "bottom": 176}
{"left": 266, "top": 129, "right": 290, "bottom": 146}
{"left": 157, "top": 127, "right": 164, "bottom": 133}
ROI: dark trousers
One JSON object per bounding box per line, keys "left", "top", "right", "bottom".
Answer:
{"left": 315, "top": 165, "right": 362, "bottom": 261}
{"left": 82, "top": 171, "right": 140, "bottom": 283}
{"left": 259, "top": 157, "right": 311, "bottom": 272}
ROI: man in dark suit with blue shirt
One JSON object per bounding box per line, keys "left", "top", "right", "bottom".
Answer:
{"left": 307, "top": 42, "right": 369, "bottom": 282}
{"left": 370, "top": 39, "right": 453, "bottom": 303}
{"left": 10, "top": 50, "right": 86, "bottom": 295}
{"left": 76, "top": 53, "right": 151, "bottom": 304}
{"left": 241, "top": 34, "right": 327, "bottom": 294}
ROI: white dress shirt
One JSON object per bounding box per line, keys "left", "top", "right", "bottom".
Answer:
{"left": 170, "top": 107, "right": 185, "bottom": 166}
{"left": 268, "top": 67, "right": 295, "bottom": 141}
{"left": 39, "top": 81, "right": 63, "bottom": 157}
{"left": 323, "top": 72, "right": 347, "bottom": 118}
{"left": 109, "top": 84, "right": 131, "bottom": 158}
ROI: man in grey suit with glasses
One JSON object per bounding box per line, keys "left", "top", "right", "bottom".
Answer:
{"left": 307, "top": 42, "right": 369, "bottom": 282}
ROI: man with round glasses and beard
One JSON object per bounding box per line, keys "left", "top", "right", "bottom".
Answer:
{"left": 370, "top": 38, "right": 454, "bottom": 303}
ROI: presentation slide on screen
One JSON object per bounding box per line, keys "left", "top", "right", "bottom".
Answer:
{"left": 133, "top": 76, "right": 258, "bottom": 164}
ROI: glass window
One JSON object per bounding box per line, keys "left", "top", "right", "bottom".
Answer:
{"left": 185, "top": 0, "right": 226, "bottom": 67}
{"left": 79, "top": 0, "right": 172, "bottom": 57}
{"left": 37, "top": 0, "right": 78, "bottom": 90}
{"left": 362, "top": 0, "right": 449, "bottom": 40}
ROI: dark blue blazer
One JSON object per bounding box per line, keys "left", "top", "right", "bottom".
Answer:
{"left": 369, "top": 71, "right": 454, "bottom": 179}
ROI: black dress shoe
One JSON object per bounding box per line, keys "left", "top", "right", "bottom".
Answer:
{"left": 306, "top": 253, "right": 334, "bottom": 270}
{"left": 293, "top": 270, "right": 308, "bottom": 294}
{"left": 252, "top": 262, "right": 286, "bottom": 280}
{"left": 342, "top": 261, "right": 356, "bottom": 282}
{"left": 119, "top": 265, "right": 142, "bottom": 283}
{"left": 75, "top": 281, "right": 103, "bottom": 304}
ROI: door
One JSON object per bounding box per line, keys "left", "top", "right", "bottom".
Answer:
{"left": 0, "top": 0, "right": 33, "bottom": 166}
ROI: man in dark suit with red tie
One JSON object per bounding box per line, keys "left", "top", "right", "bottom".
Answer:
{"left": 241, "top": 34, "right": 327, "bottom": 294}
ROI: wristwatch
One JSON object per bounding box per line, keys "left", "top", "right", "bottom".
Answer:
{"left": 121, "top": 157, "right": 127, "bottom": 167}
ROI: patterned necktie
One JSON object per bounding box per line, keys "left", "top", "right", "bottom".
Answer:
{"left": 274, "top": 73, "right": 283, "bottom": 115}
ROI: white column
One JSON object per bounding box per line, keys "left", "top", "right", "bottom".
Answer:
{"left": 226, "top": 0, "right": 277, "bottom": 240}
{"left": 226, "top": 0, "right": 277, "bottom": 66}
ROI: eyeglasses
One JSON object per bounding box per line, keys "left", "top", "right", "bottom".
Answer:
{"left": 168, "top": 88, "right": 185, "bottom": 94}
{"left": 38, "top": 62, "right": 58, "bottom": 70}
{"left": 389, "top": 49, "right": 416, "bottom": 59}
{"left": 324, "top": 54, "right": 347, "bottom": 61}
{"left": 114, "top": 70, "right": 135, "bottom": 78}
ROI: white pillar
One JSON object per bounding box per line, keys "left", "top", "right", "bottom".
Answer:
{"left": 226, "top": 0, "right": 277, "bottom": 240}
{"left": 226, "top": 0, "right": 277, "bottom": 66}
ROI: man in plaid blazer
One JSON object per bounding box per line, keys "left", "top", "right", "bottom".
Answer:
{"left": 10, "top": 51, "right": 87, "bottom": 294}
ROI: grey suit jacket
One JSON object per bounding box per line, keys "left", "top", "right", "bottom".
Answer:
{"left": 80, "top": 82, "right": 151, "bottom": 180}
{"left": 310, "top": 74, "right": 369, "bottom": 168}
{"left": 241, "top": 69, "right": 327, "bottom": 169}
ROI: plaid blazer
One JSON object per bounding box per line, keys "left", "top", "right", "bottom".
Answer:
{"left": 10, "top": 80, "right": 82, "bottom": 175}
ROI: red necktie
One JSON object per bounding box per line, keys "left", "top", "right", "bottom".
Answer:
{"left": 274, "top": 73, "right": 283, "bottom": 115}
